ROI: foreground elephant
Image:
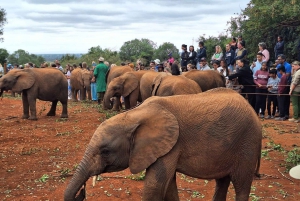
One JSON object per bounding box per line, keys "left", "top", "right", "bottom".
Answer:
{"left": 104, "top": 66, "right": 133, "bottom": 110}
{"left": 183, "top": 69, "right": 226, "bottom": 91}
{"left": 103, "top": 70, "right": 148, "bottom": 110}
{"left": 0, "top": 68, "right": 68, "bottom": 120}
{"left": 152, "top": 74, "right": 202, "bottom": 96}
{"left": 70, "top": 68, "right": 92, "bottom": 101}
{"left": 64, "top": 88, "right": 261, "bottom": 201}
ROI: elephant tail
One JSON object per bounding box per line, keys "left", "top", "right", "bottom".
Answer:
{"left": 255, "top": 140, "right": 262, "bottom": 178}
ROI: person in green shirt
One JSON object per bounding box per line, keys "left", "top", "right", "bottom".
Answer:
{"left": 94, "top": 57, "right": 109, "bottom": 104}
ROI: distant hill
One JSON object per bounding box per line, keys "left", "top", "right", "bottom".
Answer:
{"left": 36, "top": 54, "right": 83, "bottom": 62}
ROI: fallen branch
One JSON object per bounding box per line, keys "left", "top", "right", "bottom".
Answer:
{"left": 277, "top": 168, "right": 294, "bottom": 183}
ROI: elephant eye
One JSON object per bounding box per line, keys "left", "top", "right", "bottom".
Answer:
{"left": 101, "top": 149, "right": 110, "bottom": 156}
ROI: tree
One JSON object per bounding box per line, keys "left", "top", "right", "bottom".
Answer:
{"left": 227, "top": 0, "right": 300, "bottom": 62}
{"left": 0, "top": 48, "right": 9, "bottom": 65}
{"left": 153, "top": 42, "right": 180, "bottom": 62}
{"left": 0, "top": 7, "right": 7, "bottom": 42}
{"left": 7, "top": 49, "right": 45, "bottom": 66}
{"left": 119, "top": 38, "right": 155, "bottom": 64}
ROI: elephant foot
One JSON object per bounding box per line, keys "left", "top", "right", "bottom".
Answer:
{"left": 46, "top": 112, "right": 56, "bottom": 116}
{"left": 112, "top": 107, "right": 120, "bottom": 112}
{"left": 22, "top": 115, "right": 29, "bottom": 119}
{"left": 28, "top": 116, "right": 38, "bottom": 120}
{"left": 60, "top": 114, "right": 68, "bottom": 118}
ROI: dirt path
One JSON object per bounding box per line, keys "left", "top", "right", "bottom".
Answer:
{"left": 0, "top": 94, "right": 300, "bottom": 200}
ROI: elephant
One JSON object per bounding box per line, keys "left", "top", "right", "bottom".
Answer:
{"left": 70, "top": 68, "right": 92, "bottom": 101}
{"left": 104, "top": 66, "right": 133, "bottom": 110}
{"left": 183, "top": 69, "right": 226, "bottom": 91}
{"left": 0, "top": 68, "right": 68, "bottom": 120}
{"left": 139, "top": 70, "right": 160, "bottom": 100}
{"left": 64, "top": 88, "right": 262, "bottom": 201}
{"left": 152, "top": 74, "right": 202, "bottom": 96}
{"left": 103, "top": 70, "right": 149, "bottom": 110}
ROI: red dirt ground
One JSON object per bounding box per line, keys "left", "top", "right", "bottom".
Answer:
{"left": 0, "top": 93, "right": 300, "bottom": 201}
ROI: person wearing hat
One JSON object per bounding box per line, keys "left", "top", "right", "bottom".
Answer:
{"left": 94, "top": 57, "right": 109, "bottom": 104}
{"left": 288, "top": 61, "right": 300, "bottom": 122}
{"left": 180, "top": 44, "right": 189, "bottom": 72}
{"left": 154, "top": 59, "right": 160, "bottom": 71}
{"left": 198, "top": 57, "right": 210, "bottom": 71}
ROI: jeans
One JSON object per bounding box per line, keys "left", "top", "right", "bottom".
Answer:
{"left": 291, "top": 91, "right": 300, "bottom": 119}
{"left": 91, "top": 83, "right": 97, "bottom": 101}
{"left": 255, "top": 88, "right": 267, "bottom": 115}
{"left": 267, "top": 93, "right": 278, "bottom": 116}
{"left": 277, "top": 95, "right": 289, "bottom": 118}
{"left": 228, "top": 65, "right": 234, "bottom": 73}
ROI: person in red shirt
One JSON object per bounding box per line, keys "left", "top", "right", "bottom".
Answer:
{"left": 254, "top": 61, "right": 269, "bottom": 117}
{"left": 275, "top": 65, "right": 289, "bottom": 121}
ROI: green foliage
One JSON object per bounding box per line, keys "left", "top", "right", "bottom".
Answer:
{"left": 119, "top": 38, "right": 156, "bottom": 65}
{"left": 0, "top": 7, "right": 7, "bottom": 42}
{"left": 38, "top": 174, "right": 49, "bottom": 183}
{"left": 285, "top": 148, "right": 300, "bottom": 171}
{"left": 227, "top": 0, "right": 300, "bottom": 61}
{"left": 153, "top": 42, "right": 180, "bottom": 62}
{"left": 197, "top": 34, "right": 231, "bottom": 62}
{"left": 0, "top": 48, "right": 9, "bottom": 64}
{"left": 7, "top": 49, "right": 45, "bottom": 66}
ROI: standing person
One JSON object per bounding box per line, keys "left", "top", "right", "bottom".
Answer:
{"left": 212, "top": 60, "right": 221, "bottom": 71}
{"left": 230, "top": 37, "right": 237, "bottom": 51}
{"left": 90, "top": 70, "right": 97, "bottom": 101}
{"left": 198, "top": 57, "right": 211, "bottom": 71}
{"left": 220, "top": 59, "right": 229, "bottom": 76}
{"left": 196, "top": 41, "right": 207, "bottom": 67}
{"left": 253, "top": 61, "right": 269, "bottom": 118}
{"left": 238, "top": 35, "right": 245, "bottom": 47}
{"left": 266, "top": 69, "right": 280, "bottom": 119}
{"left": 234, "top": 41, "right": 247, "bottom": 70}
{"left": 94, "top": 57, "right": 109, "bottom": 104}
{"left": 258, "top": 42, "right": 270, "bottom": 64}
{"left": 211, "top": 45, "right": 223, "bottom": 62}
{"left": 275, "top": 65, "right": 289, "bottom": 121}
{"left": 225, "top": 44, "right": 235, "bottom": 73}
{"left": 251, "top": 52, "right": 263, "bottom": 77}
{"left": 274, "top": 36, "right": 284, "bottom": 59}
{"left": 188, "top": 45, "right": 197, "bottom": 65}
{"left": 228, "top": 59, "right": 256, "bottom": 109}
{"left": 65, "top": 65, "right": 72, "bottom": 100}
{"left": 171, "top": 63, "right": 180, "bottom": 75}
{"left": 288, "top": 61, "right": 300, "bottom": 122}
{"left": 181, "top": 44, "right": 189, "bottom": 72}
{"left": 167, "top": 53, "right": 174, "bottom": 65}
{"left": 0, "top": 63, "right": 3, "bottom": 78}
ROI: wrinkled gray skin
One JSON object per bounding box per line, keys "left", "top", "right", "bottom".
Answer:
{"left": 0, "top": 68, "right": 68, "bottom": 120}
{"left": 64, "top": 88, "right": 261, "bottom": 201}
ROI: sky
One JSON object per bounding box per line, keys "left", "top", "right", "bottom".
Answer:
{"left": 1, "top": 0, "right": 249, "bottom": 54}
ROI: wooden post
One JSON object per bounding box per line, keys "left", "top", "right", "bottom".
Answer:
{"left": 4, "top": 63, "right": 7, "bottom": 75}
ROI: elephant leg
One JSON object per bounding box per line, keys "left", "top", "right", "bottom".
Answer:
{"left": 129, "top": 88, "right": 139, "bottom": 108}
{"left": 87, "top": 90, "right": 91, "bottom": 101}
{"left": 164, "top": 175, "right": 179, "bottom": 201}
{"left": 212, "top": 175, "right": 231, "bottom": 201}
{"left": 60, "top": 99, "right": 68, "bottom": 118}
{"left": 28, "top": 96, "right": 37, "bottom": 120}
{"left": 142, "top": 151, "right": 178, "bottom": 201}
{"left": 231, "top": 168, "right": 254, "bottom": 201}
{"left": 47, "top": 100, "right": 58, "bottom": 116}
{"left": 21, "top": 92, "right": 29, "bottom": 119}
{"left": 124, "top": 96, "right": 131, "bottom": 110}
{"left": 112, "top": 96, "right": 121, "bottom": 111}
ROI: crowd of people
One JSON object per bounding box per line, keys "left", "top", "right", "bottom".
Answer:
{"left": 1, "top": 35, "right": 300, "bottom": 122}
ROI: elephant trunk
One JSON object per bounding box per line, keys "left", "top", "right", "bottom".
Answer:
{"left": 103, "top": 92, "right": 113, "bottom": 109}
{"left": 64, "top": 159, "right": 91, "bottom": 201}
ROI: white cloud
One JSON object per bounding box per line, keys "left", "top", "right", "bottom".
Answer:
{"left": 1, "top": 0, "right": 249, "bottom": 54}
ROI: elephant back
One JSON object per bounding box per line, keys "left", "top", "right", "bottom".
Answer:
{"left": 106, "top": 66, "right": 133, "bottom": 84}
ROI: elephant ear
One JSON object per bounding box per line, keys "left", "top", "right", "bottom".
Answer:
{"left": 12, "top": 70, "right": 35, "bottom": 92}
{"left": 122, "top": 73, "right": 139, "bottom": 97}
{"left": 151, "top": 74, "right": 163, "bottom": 96}
{"left": 127, "top": 102, "right": 179, "bottom": 174}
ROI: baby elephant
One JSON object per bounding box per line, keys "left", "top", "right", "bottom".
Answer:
{"left": 64, "top": 88, "right": 261, "bottom": 201}
{"left": 0, "top": 68, "right": 68, "bottom": 120}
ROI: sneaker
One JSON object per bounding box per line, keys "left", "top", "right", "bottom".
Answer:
{"left": 271, "top": 115, "right": 275, "bottom": 119}
{"left": 259, "top": 114, "right": 264, "bottom": 118}
{"left": 289, "top": 118, "right": 299, "bottom": 123}
{"left": 265, "top": 115, "right": 271, "bottom": 119}
{"left": 275, "top": 117, "right": 286, "bottom": 121}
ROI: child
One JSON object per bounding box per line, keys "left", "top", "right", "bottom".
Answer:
{"left": 275, "top": 65, "right": 289, "bottom": 121}
{"left": 266, "top": 69, "right": 280, "bottom": 118}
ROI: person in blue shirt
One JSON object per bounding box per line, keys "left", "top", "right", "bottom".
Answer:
{"left": 196, "top": 41, "right": 207, "bottom": 63}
